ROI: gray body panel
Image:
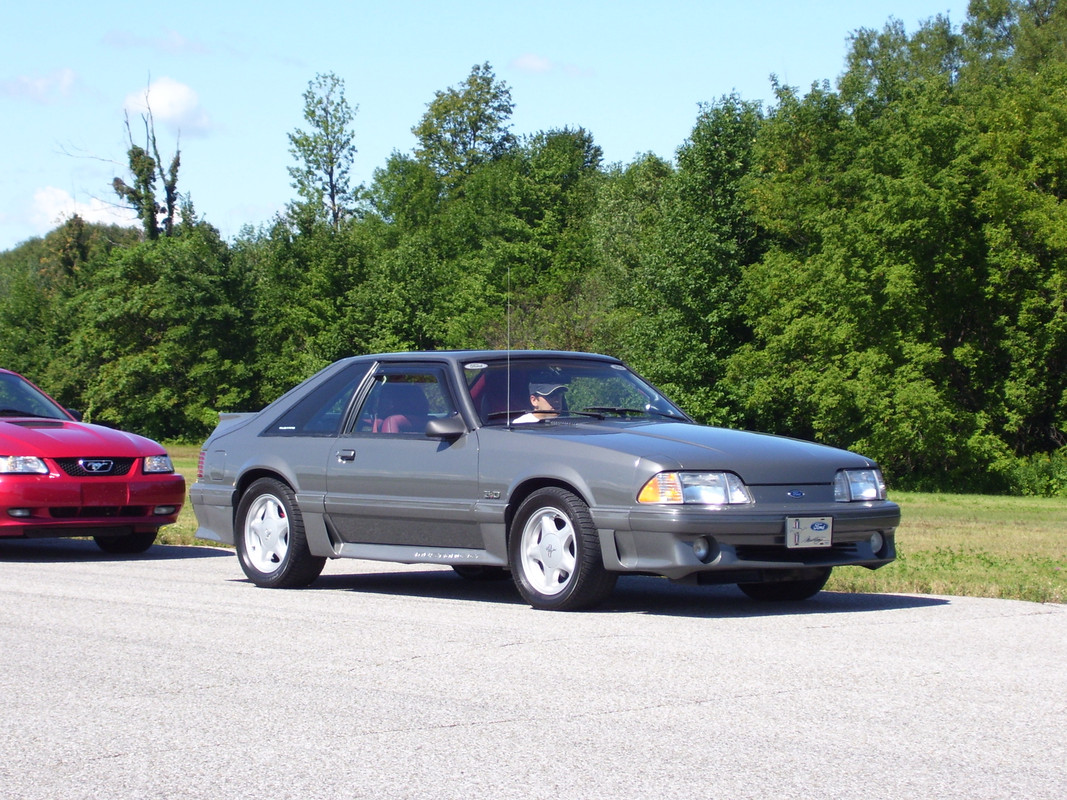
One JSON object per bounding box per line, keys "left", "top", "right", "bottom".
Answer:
{"left": 191, "top": 350, "right": 899, "bottom": 583}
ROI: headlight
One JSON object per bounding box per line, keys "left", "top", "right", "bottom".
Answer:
{"left": 143, "top": 454, "right": 175, "bottom": 474}
{"left": 835, "top": 469, "right": 886, "bottom": 502}
{"left": 638, "top": 472, "right": 753, "bottom": 505}
{"left": 0, "top": 455, "right": 50, "bottom": 474}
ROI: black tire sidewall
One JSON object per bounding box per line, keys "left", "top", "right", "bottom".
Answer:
{"left": 235, "top": 478, "right": 323, "bottom": 588}
{"left": 508, "top": 487, "right": 615, "bottom": 611}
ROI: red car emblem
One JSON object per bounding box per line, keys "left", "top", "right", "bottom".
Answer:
{"left": 79, "top": 459, "right": 115, "bottom": 474}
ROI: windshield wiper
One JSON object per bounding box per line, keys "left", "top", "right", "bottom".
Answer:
{"left": 0, "top": 407, "right": 66, "bottom": 420}
{"left": 646, "top": 408, "right": 689, "bottom": 421}
{"left": 582, "top": 406, "right": 649, "bottom": 417}
{"left": 0, "top": 407, "right": 36, "bottom": 417}
{"left": 581, "top": 406, "right": 689, "bottom": 421}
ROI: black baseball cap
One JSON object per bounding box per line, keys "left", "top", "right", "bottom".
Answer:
{"left": 530, "top": 382, "right": 567, "bottom": 396}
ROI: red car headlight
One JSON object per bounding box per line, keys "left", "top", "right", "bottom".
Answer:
{"left": 143, "top": 455, "right": 175, "bottom": 474}
{"left": 0, "top": 455, "right": 50, "bottom": 474}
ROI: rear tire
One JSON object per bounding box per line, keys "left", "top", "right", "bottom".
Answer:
{"left": 93, "top": 531, "right": 157, "bottom": 554}
{"left": 738, "top": 567, "right": 832, "bottom": 601}
{"left": 509, "top": 487, "right": 616, "bottom": 611}
{"left": 235, "top": 478, "right": 325, "bottom": 588}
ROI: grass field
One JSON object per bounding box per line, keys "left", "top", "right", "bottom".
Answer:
{"left": 160, "top": 444, "right": 1067, "bottom": 604}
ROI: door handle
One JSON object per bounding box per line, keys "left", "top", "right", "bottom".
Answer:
{"left": 337, "top": 449, "right": 356, "bottom": 462}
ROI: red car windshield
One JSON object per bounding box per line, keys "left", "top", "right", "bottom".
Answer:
{"left": 0, "top": 372, "right": 71, "bottom": 420}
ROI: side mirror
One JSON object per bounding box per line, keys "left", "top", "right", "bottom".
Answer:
{"left": 425, "top": 416, "right": 466, "bottom": 440}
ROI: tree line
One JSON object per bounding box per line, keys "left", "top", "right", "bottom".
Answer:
{"left": 2, "top": 0, "right": 1066, "bottom": 495}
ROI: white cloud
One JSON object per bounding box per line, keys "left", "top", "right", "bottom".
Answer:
{"left": 510, "top": 54, "right": 594, "bottom": 79}
{"left": 0, "top": 68, "right": 77, "bottom": 103}
{"left": 512, "top": 53, "right": 554, "bottom": 74}
{"left": 124, "top": 77, "right": 211, "bottom": 136}
{"left": 103, "top": 28, "right": 210, "bottom": 56}
{"left": 31, "top": 187, "right": 138, "bottom": 232}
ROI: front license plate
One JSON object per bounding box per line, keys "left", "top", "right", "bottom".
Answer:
{"left": 82, "top": 482, "right": 129, "bottom": 506}
{"left": 785, "top": 517, "right": 832, "bottom": 548}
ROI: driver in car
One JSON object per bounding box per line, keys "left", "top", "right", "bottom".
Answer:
{"left": 514, "top": 381, "right": 567, "bottom": 423}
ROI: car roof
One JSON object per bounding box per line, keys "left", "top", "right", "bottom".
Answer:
{"left": 339, "top": 350, "right": 622, "bottom": 366}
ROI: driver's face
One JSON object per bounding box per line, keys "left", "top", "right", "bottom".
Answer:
{"left": 530, "top": 392, "right": 561, "bottom": 413}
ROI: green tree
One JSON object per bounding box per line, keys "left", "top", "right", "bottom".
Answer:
{"left": 368, "top": 152, "right": 443, "bottom": 230}
{"left": 360, "top": 127, "right": 605, "bottom": 352}
{"left": 586, "top": 154, "right": 674, "bottom": 361}
{"left": 958, "top": 22, "right": 1067, "bottom": 463}
{"left": 64, "top": 226, "right": 250, "bottom": 439}
{"left": 963, "top": 0, "right": 1066, "bottom": 67}
{"left": 726, "top": 40, "right": 978, "bottom": 484}
{"left": 0, "top": 217, "right": 139, "bottom": 385}
{"left": 412, "top": 62, "right": 516, "bottom": 187}
{"left": 724, "top": 4, "right": 1067, "bottom": 490}
{"left": 288, "top": 72, "right": 359, "bottom": 230}
{"left": 112, "top": 108, "right": 180, "bottom": 239}
{"left": 638, "top": 96, "right": 764, "bottom": 424}
{"left": 239, "top": 206, "right": 369, "bottom": 404}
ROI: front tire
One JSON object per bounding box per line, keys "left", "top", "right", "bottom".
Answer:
{"left": 93, "top": 531, "right": 157, "bottom": 554}
{"left": 737, "top": 567, "right": 832, "bottom": 601}
{"left": 509, "top": 487, "right": 616, "bottom": 611}
{"left": 235, "top": 478, "right": 325, "bottom": 588}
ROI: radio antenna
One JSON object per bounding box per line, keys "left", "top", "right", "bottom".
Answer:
{"left": 506, "top": 262, "right": 512, "bottom": 428}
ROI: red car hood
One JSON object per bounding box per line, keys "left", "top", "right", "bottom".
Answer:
{"left": 0, "top": 418, "right": 165, "bottom": 457}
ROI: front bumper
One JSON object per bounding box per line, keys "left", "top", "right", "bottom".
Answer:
{"left": 595, "top": 501, "right": 900, "bottom": 582}
{"left": 0, "top": 473, "right": 185, "bottom": 538}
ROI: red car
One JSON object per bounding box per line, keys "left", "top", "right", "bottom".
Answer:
{"left": 1, "top": 368, "right": 185, "bottom": 553}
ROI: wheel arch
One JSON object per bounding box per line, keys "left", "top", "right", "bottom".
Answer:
{"left": 505, "top": 478, "right": 618, "bottom": 610}
{"left": 231, "top": 468, "right": 294, "bottom": 525}
{"left": 504, "top": 477, "right": 592, "bottom": 540}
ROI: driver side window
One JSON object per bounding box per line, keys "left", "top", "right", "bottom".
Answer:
{"left": 353, "top": 368, "right": 457, "bottom": 434}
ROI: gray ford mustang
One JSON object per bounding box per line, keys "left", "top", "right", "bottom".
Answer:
{"left": 191, "top": 351, "right": 899, "bottom": 610}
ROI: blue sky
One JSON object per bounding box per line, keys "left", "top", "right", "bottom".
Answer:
{"left": 1, "top": 0, "right": 968, "bottom": 251}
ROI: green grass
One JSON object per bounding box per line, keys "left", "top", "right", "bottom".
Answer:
{"left": 156, "top": 443, "right": 213, "bottom": 548}
{"left": 827, "top": 491, "right": 1067, "bottom": 603}
{"left": 159, "top": 445, "right": 1067, "bottom": 604}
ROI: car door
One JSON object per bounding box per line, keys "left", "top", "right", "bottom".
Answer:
{"left": 323, "top": 363, "right": 481, "bottom": 548}
{"left": 255, "top": 359, "right": 375, "bottom": 497}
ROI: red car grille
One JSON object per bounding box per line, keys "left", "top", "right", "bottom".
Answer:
{"left": 48, "top": 506, "right": 150, "bottom": 519}
{"left": 54, "top": 458, "right": 136, "bottom": 477}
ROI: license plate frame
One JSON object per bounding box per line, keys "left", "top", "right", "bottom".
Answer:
{"left": 785, "top": 517, "right": 833, "bottom": 548}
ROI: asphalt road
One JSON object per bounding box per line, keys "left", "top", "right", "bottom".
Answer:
{"left": 1, "top": 539, "right": 1064, "bottom": 800}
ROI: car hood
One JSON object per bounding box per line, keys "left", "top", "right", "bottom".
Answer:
{"left": 528, "top": 420, "right": 877, "bottom": 484}
{"left": 0, "top": 418, "right": 165, "bottom": 457}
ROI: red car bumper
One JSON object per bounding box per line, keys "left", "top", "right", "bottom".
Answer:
{"left": 0, "top": 472, "right": 186, "bottom": 538}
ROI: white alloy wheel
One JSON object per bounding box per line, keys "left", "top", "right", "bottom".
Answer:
{"left": 235, "top": 478, "right": 325, "bottom": 588}
{"left": 519, "top": 505, "right": 578, "bottom": 596}
{"left": 243, "top": 492, "right": 291, "bottom": 575}
{"left": 508, "top": 487, "right": 616, "bottom": 610}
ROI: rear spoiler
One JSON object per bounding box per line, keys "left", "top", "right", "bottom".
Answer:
{"left": 213, "top": 411, "right": 257, "bottom": 436}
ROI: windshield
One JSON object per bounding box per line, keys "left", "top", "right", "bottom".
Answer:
{"left": 0, "top": 372, "right": 70, "bottom": 420}
{"left": 464, "top": 358, "right": 689, "bottom": 426}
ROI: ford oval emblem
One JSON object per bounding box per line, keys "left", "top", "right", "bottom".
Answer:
{"left": 811, "top": 521, "right": 829, "bottom": 532}
{"left": 787, "top": 490, "right": 805, "bottom": 498}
